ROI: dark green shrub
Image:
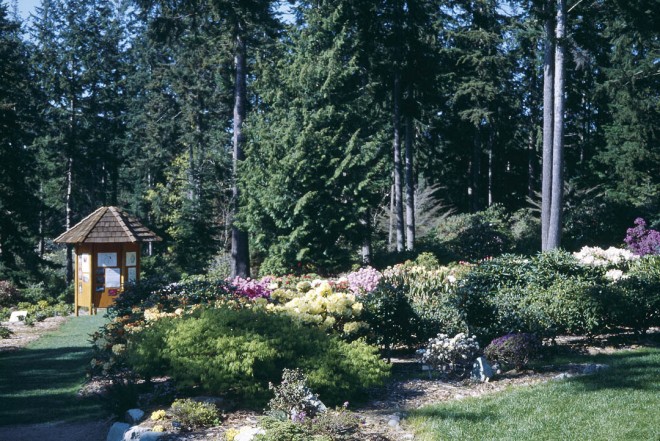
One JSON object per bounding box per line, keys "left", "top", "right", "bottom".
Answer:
{"left": 170, "top": 398, "right": 221, "bottom": 429}
{"left": 0, "top": 280, "right": 20, "bottom": 306}
{"left": 432, "top": 204, "right": 514, "bottom": 262}
{"left": 611, "top": 256, "right": 660, "bottom": 334}
{"left": 125, "top": 307, "right": 389, "bottom": 406}
{"left": 458, "top": 251, "right": 611, "bottom": 342}
{"left": 362, "top": 280, "right": 422, "bottom": 353}
{"left": 484, "top": 333, "right": 541, "bottom": 370}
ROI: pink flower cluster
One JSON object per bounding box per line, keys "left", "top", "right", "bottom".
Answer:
{"left": 345, "top": 266, "right": 382, "bottom": 295}
{"left": 226, "top": 276, "right": 272, "bottom": 299}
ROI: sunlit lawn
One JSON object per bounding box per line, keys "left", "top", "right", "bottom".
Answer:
{"left": 0, "top": 314, "right": 109, "bottom": 426}
{"left": 407, "top": 347, "right": 660, "bottom": 441}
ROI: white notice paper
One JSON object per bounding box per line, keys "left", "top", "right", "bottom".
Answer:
{"left": 105, "top": 267, "right": 121, "bottom": 288}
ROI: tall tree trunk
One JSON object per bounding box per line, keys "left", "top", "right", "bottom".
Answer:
{"left": 361, "top": 210, "right": 372, "bottom": 265}
{"left": 469, "top": 127, "right": 482, "bottom": 212}
{"left": 392, "top": 73, "right": 404, "bottom": 252}
{"left": 541, "top": 0, "right": 555, "bottom": 250}
{"left": 65, "top": 156, "right": 73, "bottom": 285}
{"left": 388, "top": 182, "right": 394, "bottom": 250}
{"left": 230, "top": 30, "right": 250, "bottom": 278}
{"left": 487, "top": 125, "right": 494, "bottom": 207}
{"left": 404, "top": 113, "right": 415, "bottom": 251}
{"left": 547, "top": 0, "right": 566, "bottom": 249}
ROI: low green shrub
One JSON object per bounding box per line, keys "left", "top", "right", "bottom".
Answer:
{"left": 257, "top": 409, "right": 360, "bottom": 441}
{"left": 484, "top": 333, "right": 541, "bottom": 370}
{"left": 610, "top": 256, "right": 660, "bottom": 334}
{"left": 268, "top": 369, "right": 323, "bottom": 420}
{"left": 125, "top": 307, "right": 389, "bottom": 406}
{"left": 0, "top": 324, "right": 13, "bottom": 339}
{"left": 170, "top": 398, "right": 221, "bottom": 429}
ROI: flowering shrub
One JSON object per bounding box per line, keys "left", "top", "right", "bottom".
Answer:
{"left": 572, "top": 246, "right": 638, "bottom": 268}
{"left": 419, "top": 333, "right": 480, "bottom": 377}
{"left": 625, "top": 218, "right": 660, "bottom": 256}
{"left": 269, "top": 280, "right": 366, "bottom": 336}
{"left": 226, "top": 276, "right": 272, "bottom": 299}
{"left": 345, "top": 266, "right": 382, "bottom": 295}
{"left": 484, "top": 333, "right": 541, "bottom": 370}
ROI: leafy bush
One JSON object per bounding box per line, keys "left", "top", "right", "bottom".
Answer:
{"left": 484, "top": 333, "right": 541, "bottom": 370}
{"left": 125, "top": 307, "right": 389, "bottom": 406}
{"left": 0, "top": 324, "right": 13, "bottom": 339}
{"left": 432, "top": 204, "right": 514, "bottom": 262}
{"left": 419, "top": 333, "right": 480, "bottom": 377}
{"left": 170, "top": 398, "right": 221, "bottom": 429}
{"left": 257, "top": 409, "right": 360, "bottom": 441}
{"left": 267, "top": 368, "right": 325, "bottom": 420}
{"left": 0, "top": 280, "right": 20, "bottom": 306}
{"left": 226, "top": 276, "right": 272, "bottom": 299}
{"left": 610, "top": 256, "right": 660, "bottom": 334}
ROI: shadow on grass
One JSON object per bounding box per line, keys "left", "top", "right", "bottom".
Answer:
{"left": 410, "top": 406, "right": 499, "bottom": 424}
{"left": 566, "top": 349, "right": 660, "bottom": 393}
{"left": 0, "top": 345, "right": 106, "bottom": 426}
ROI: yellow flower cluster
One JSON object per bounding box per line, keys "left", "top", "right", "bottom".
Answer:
{"left": 269, "top": 280, "right": 366, "bottom": 335}
{"left": 143, "top": 307, "right": 184, "bottom": 321}
{"left": 150, "top": 409, "right": 167, "bottom": 421}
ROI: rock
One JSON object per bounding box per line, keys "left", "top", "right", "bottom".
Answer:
{"left": 106, "top": 422, "right": 130, "bottom": 441}
{"left": 387, "top": 418, "right": 400, "bottom": 427}
{"left": 234, "top": 426, "right": 266, "bottom": 441}
{"left": 9, "top": 311, "right": 27, "bottom": 323}
{"left": 303, "top": 392, "right": 327, "bottom": 414}
{"left": 471, "top": 356, "right": 494, "bottom": 382}
{"left": 402, "top": 434, "right": 415, "bottom": 440}
{"left": 582, "top": 364, "right": 609, "bottom": 375}
{"left": 125, "top": 408, "right": 145, "bottom": 424}
{"left": 553, "top": 372, "right": 574, "bottom": 380}
{"left": 123, "top": 426, "right": 150, "bottom": 440}
{"left": 139, "top": 431, "right": 166, "bottom": 441}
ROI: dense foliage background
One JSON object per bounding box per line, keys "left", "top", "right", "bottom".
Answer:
{"left": 0, "top": 0, "right": 658, "bottom": 290}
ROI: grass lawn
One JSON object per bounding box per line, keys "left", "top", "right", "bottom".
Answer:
{"left": 0, "top": 314, "right": 109, "bottom": 426}
{"left": 407, "top": 347, "right": 660, "bottom": 441}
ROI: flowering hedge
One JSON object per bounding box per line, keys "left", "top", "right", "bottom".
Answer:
{"left": 625, "top": 218, "right": 660, "bottom": 256}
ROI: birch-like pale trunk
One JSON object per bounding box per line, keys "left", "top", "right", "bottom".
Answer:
{"left": 547, "top": 0, "right": 566, "bottom": 249}
{"left": 392, "top": 73, "right": 404, "bottom": 252}
{"left": 230, "top": 30, "right": 250, "bottom": 278}
{"left": 541, "top": 0, "right": 555, "bottom": 250}
{"left": 404, "top": 114, "right": 415, "bottom": 251}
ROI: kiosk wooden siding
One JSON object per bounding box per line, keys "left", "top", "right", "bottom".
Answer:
{"left": 54, "top": 206, "right": 161, "bottom": 315}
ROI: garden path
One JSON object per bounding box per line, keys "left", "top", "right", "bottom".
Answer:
{"left": 0, "top": 314, "right": 111, "bottom": 440}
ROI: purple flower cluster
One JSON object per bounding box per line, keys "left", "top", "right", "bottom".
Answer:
{"left": 345, "top": 266, "right": 382, "bottom": 295}
{"left": 226, "top": 276, "right": 272, "bottom": 299}
{"left": 624, "top": 218, "right": 660, "bottom": 256}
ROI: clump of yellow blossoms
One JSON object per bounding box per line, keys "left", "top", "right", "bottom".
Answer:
{"left": 269, "top": 280, "right": 367, "bottom": 335}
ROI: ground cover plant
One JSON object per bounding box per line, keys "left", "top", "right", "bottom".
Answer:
{"left": 408, "top": 347, "right": 660, "bottom": 441}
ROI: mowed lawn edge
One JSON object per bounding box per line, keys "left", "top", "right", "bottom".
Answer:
{"left": 407, "top": 347, "right": 660, "bottom": 441}
{"left": 0, "top": 314, "right": 109, "bottom": 426}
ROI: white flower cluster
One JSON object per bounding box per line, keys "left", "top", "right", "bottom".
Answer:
{"left": 604, "top": 269, "right": 627, "bottom": 281}
{"left": 419, "top": 332, "right": 480, "bottom": 376}
{"left": 573, "top": 246, "right": 638, "bottom": 267}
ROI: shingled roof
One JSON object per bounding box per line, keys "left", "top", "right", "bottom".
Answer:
{"left": 54, "top": 206, "right": 162, "bottom": 244}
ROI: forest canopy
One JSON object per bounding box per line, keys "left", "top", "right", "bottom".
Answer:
{"left": 0, "top": 0, "right": 658, "bottom": 289}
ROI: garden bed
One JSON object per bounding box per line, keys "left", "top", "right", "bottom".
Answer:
{"left": 0, "top": 316, "right": 69, "bottom": 352}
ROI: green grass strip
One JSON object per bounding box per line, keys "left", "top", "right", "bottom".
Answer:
{"left": 407, "top": 348, "right": 660, "bottom": 441}
{"left": 0, "top": 314, "right": 109, "bottom": 426}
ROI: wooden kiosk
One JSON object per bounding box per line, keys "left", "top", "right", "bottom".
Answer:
{"left": 54, "top": 206, "right": 161, "bottom": 315}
